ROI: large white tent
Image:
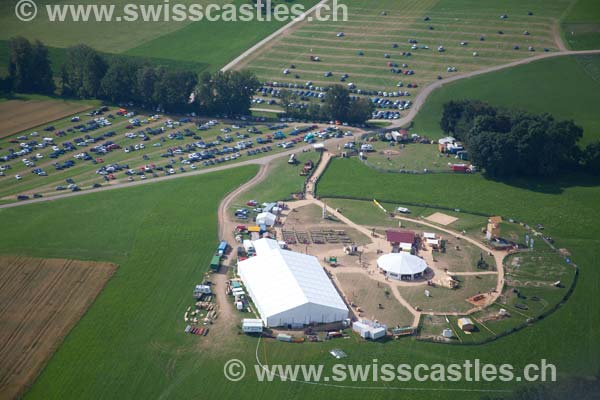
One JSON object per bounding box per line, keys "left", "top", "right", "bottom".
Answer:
{"left": 256, "top": 212, "right": 277, "bottom": 226}
{"left": 238, "top": 238, "right": 348, "bottom": 327}
{"left": 377, "top": 252, "right": 428, "bottom": 281}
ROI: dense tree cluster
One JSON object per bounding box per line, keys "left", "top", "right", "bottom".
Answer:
{"left": 280, "top": 85, "right": 374, "bottom": 124}
{"left": 196, "top": 70, "right": 260, "bottom": 116}
{"left": 60, "top": 44, "right": 197, "bottom": 112}
{"left": 2, "top": 37, "right": 265, "bottom": 116}
{"left": 8, "top": 36, "right": 55, "bottom": 94}
{"left": 441, "top": 100, "right": 599, "bottom": 177}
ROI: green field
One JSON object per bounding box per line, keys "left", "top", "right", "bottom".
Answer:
{"left": 410, "top": 54, "right": 600, "bottom": 144}
{"left": 0, "top": 0, "right": 318, "bottom": 73}
{"left": 0, "top": 159, "right": 596, "bottom": 398}
{"left": 0, "top": 167, "right": 259, "bottom": 399}
{"left": 0, "top": 40, "right": 210, "bottom": 76}
{"left": 243, "top": 0, "right": 569, "bottom": 96}
{"left": 317, "top": 157, "right": 600, "bottom": 379}
{"left": 1, "top": 0, "right": 599, "bottom": 397}
{"left": 561, "top": 0, "right": 600, "bottom": 50}
{"left": 232, "top": 149, "right": 319, "bottom": 206}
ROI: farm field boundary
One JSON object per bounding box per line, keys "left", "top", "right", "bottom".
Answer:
{"left": 0, "top": 100, "right": 94, "bottom": 139}
{"left": 0, "top": 256, "right": 117, "bottom": 399}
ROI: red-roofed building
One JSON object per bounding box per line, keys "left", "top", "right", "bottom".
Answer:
{"left": 385, "top": 230, "right": 416, "bottom": 252}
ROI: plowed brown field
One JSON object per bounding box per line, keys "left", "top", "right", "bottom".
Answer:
{"left": 0, "top": 100, "right": 93, "bottom": 139}
{"left": 0, "top": 256, "right": 116, "bottom": 399}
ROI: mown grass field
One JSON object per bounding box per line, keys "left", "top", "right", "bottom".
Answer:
{"left": 0, "top": 0, "right": 318, "bottom": 73}
{"left": 410, "top": 54, "right": 600, "bottom": 144}
{"left": 232, "top": 149, "right": 319, "bottom": 207}
{"left": 243, "top": 0, "right": 568, "bottom": 95}
{"left": 561, "top": 0, "right": 600, "bottom": 50}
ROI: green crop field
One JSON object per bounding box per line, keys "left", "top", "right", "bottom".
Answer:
{"left": 243, "top": 0, "right": 569, "bottom": 96}
{"left": 0, "top": 167, "right": 258, "bottom": 399}
{"left": 0, "top": 0, "right": 318, "bottom": 73}
{"left": 410, "top": 54, "right": 600, "bottom": 145}
{"left": 561, "top": 0, "right": 600, "bottom": 50}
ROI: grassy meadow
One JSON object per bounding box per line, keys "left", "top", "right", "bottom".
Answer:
{"left": 561, "top": 0, "right": 600, "bottom": 50}
{"left": 0, "top": 0, "right": 319, "bottom": 73}
{"left": 410, "top": 54, "right": 600, "bottom": 145}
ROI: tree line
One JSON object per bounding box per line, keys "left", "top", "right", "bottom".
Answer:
{"left": 2, "top": 37, "right": 374, "bottom": 124}
{"left": 441, "top": 100, "right": 599, "bottom": 177}
{"left": 3, "top": 37, "right": 259, "bottom": 116}
{"left": 280, "top": 85, "right": 374, "bottom": 124}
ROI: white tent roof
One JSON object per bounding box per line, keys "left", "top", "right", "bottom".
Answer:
{"left": 256, "top": 212, "right": 276, "bottom": 226}
{"left": 377, "top": 253, "right": 428, "bottom": 275}
{"left": 252, "top": 237, "right": 280, "bottom": 254}
{"left": 438, "top": 136, "right": 455, "bottom": 145}
{"left": 238, "top": 239, "right": 348, "bottom": 326}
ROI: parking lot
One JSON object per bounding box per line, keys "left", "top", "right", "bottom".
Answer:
{"left": 0, "top": 106, "right": 356, "bottom": 201}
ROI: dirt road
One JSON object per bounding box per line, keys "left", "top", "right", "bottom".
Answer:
{"left": 220, "top": 0, "right": 331, "bottom": 72}
{"left": 387, "top": 48, "right": 600, "bottom": 129}
{"left": 0, "top": 137, "right": 342, "bottom": 210}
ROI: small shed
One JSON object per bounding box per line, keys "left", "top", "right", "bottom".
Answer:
{"left": 352, "top": 320, "right": 387, "bottom": 340}
{"left": 458, "top": 317, "right": 475, "bottom": 332}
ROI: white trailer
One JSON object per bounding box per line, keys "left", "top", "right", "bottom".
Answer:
{"left": 242, "top": 319, "right": 264, "bottom": 333}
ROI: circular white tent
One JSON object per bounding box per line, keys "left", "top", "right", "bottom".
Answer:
{"left": 377, "top": 253, "right": 428, "bottom": 281}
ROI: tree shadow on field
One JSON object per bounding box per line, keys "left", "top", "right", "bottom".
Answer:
{"left": 491, "top": 173, "right": 600, "bottom": 195}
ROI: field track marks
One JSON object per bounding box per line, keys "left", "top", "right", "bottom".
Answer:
{"left": 0, "top": 256, "right": 116, "bottom": 400}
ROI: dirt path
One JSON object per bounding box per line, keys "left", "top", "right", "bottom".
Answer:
{"left": 301, "top": 150, "right": 507, "bottom": 325}
{"left": 207, "top": 164, "right": 270, "bottom": 341}
{"left": 305, "top": 151, "right": 332, "bottom": 197}
{"left": 553, "top": 19, "right": 568, "bottom": 51}
{"left": 394, "top": 215, "right": 506, "bottom": 308}
{"left": 0, "top": 135, "right": 349, "bottom": 210}
{"left": 387, "top": 48, "right": 600, "bottom": 129}
{"left": 220, "top": 0, "right": 331, "bottom": 72}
